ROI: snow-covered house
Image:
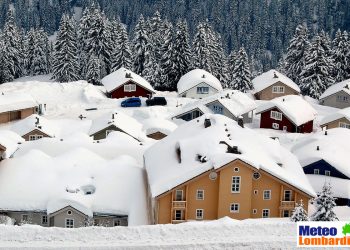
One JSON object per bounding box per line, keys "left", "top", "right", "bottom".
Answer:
{"left": 89, "top": 111, "right": 144, "bottom": 141}
{"left": 11, "top": 114, "right": 59, "bottom": 141}
{"left": 101, "top": 67, "right": 155, "bottom": 99}
{"left": 252, "top": 70, "right": 300, "bottom": 100}
{"left": 142, "top": 118, "right": 177, "bottom": 140}
{"left": 177, "top": 69, "right": 223, "bottom": 99}
{"left": 0, "top": 148, "right": 148, "bottom": 227}
{"left": 0, "top": 130, "right": 24, "bottom": 160}
{"left": 0, "top": 93, "right": 38, "bottom": 124}
{"left": 172, "top": 90, "right": 256, "bottom": 124}
{"left": 320, "top": 107, "right": 350, "bottom": 130}
{"left": 319, "top": 79, "right": 350, "bottom": 109}
{"left": 291, "top": 128, "right": 350, "bottom": 206}
{"left": 255, "top": 95, "right": 317, "bottom": 133}
{"left": 144, "top": 114, "right": 315, "bottom": 224}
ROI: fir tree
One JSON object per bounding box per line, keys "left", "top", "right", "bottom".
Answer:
{"left": 27, "top": 28, "right": 49, "bottom": 76}
{"left": 192, "top": 22, "right": 211, "bottom": 72}
{"left": 300, "top": 35, "right": 335, "bottom": 99}
{"left": 52, "top": 14, "right": 80, "bottom": 82}
{"left": 111, "top": 23, "right": 132, "bottom": 71}
{"left": 231, "top": 47, "right": 252, "bottom": 92}
{"left": 310, "top": 183, "right": 338, "bottom": 221}
{"left": 290, "top": 200, "right": 309, "bottom": 222}
{"left": 332, "top": 30, "right": 350, "bottom": 82}
{"left": 86, "top": 54, "right": 101, "bottom": 85}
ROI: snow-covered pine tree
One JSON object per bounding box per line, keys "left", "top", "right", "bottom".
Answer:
{"left": 284, "top": 24, "right": 309, "bottom": 85}
{"left": 27, "top": 28, "right": 49, "bottom": 76}
{"left": 0, "top": 35, "right": 14, "bottom": 84}
{"left": 148, "top": 11, "right": 164, "bottom": 67}
{"left": 227, "top": 50, "right": 237, "bottom": 89}
{"left": 52, "top": 14, "right": 80, "bottom": 82}
{"left": 111, "top": 23, "right": 132, "bottom": 71}
{"left": 192, "top": 22, "right": 212, "bottom": 72}
{"left": 231, "top": 47, "right": 252, "bottom": 92}
{"left": 172, "top": 20, "right": 192, "bottom": 89}
{"left": 332, "top": 30, "right": 350, "bottom": 82}
{"left": 86, "top": 54, "right": 101, "bottom": 85}
{"left": 310, "top": 182, "right": 338, "bottom": 221}
{"left": 299, "top": 35, "right": 335, "bottom": 99}
{"left": 290, "top": 199, "right": 309, "bottom": 222}
{"left": 210, "top": 32, "right": 229, "bottom": 87}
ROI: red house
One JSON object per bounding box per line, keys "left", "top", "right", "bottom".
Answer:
{"left": 101, "top": 67, "right": 155, "bottom": 99}
{"left": 255, "top": 95, "right": 317, "bottom": 133}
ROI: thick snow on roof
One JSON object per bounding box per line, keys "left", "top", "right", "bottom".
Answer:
{"left": 255, "top": 95, "right": 317, "bottom": 126}
{"left": 0, "top": 92, "right": 37, "bottom": 113}
{"left": 142, "top": 118, "right": 177, "bottom": 136}
{"left": 0, "top": 130, "right": 24, "bottom": 158}
{"left": 252, "top": 69, "right": 300, "bottom": 93}
{"left": 306, "top": 175, "right": 350, "bottom": 199}
{"left": 101, "top": 67, "right": 155, "bottom": 93}
{"left": 320, "top": 107, "right": 350, "bottom": 126}
{"left": 177, "top": 69, "right": 223, "bottom": 94}
{"left": 89, "top": 111, "right": 145, "bottom": 141}
{"left": 319, "top": 79, "right": 350, "bottom": 100}
{"left": 172, "top": 90, "right": 256, "bottom": 119}
{"left": 144, "top": 114, "right": 315, "bottom": 198}
{"left": 0, "top": 148, "right": 148, "bottom": 225}
{"left": 291, "top": 128, "right": 350, "bottom": 178}
{"left": 11, "top": 114, "right": 59, "bottom": 137}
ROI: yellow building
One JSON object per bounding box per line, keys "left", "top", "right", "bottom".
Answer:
{"left": 145, "top": 114, "right": 315, "bottom": 224}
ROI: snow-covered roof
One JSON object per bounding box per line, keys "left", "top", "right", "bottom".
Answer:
{"left": 172, "top": 90, "right": 256, "bottom": 119}
{"left": 89, "top": 111, "right": 144, "bottom": 141}
{"left": 144, "top": 114, "right": 315, "bottom": 198}
{"left": 319, "top": 79, "right": 350, "bottom": 100}
{"left": 11, "top": 114, "right": 59, "bottom": 137}
{"left": 255, "top": 95, "right": 317, "bottom": 126}
{"left": 0, "top": 130, "right": 24, "bottom": 158}
{"left": 0, "top": 148, "right": 148, "bottom": 225}
{"left": 320, "top": 107, "right": 350, "bottom": 126}
{"left": 177, "top": 69, "right": 223, "bottom": 94}
{"left": 142, "top": 118, "right": 177, "bottom": 136}
{"left": 306, "top": 175, "right": 350, "bottom": 199}
{"left": 291, "top": 128, "right": 350, "bottom": 178}
{"left": 101, "top": 67, "right": 155, "bottom": 93}
{"left": 0, "top": 92, "right": 37, "bottom": 113}
{"left": 252, "top": 70, "right": 300, "bottom": 93}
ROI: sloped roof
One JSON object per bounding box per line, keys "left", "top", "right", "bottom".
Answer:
{"left": 255, "top": 95, "right": 317, "bottom": 126}
{"left": 320, "top": 107, "right": 350, "bottom": 126}
{"left": 142, "top": 118, "right": 178, "bottom": 136}
{"left": 101, "top": 67, "right": 155, "bottom": 93}
{"left": 0, "top": 130, "right": 24, "bottom": 158}
{"left": 319, "top": 79, "right": 350, "bottom": 100}
{"left": 11, "top": 114, "right": 59, "bottom": 137}
{"left": 144, "top": 114, "right": 315, "bottom": 198}
{"left": 0, "top": 92, "right": 37, "bottom": 113}
{"left": 252, "top": 69, "right": 300, "bottom": 93}
{"left": 177, "top": 69, "right": 223, "bottom": 94}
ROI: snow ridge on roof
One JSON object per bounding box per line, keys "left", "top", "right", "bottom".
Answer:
{"left": 0, "top": 130, "right": 24, "bottom": 158}
{"left": 142, "top": 118, "right": 178, "bottom": 136}
{"left": 319, "top": 79, "right": 350, "bottom": 100}
{"left": 0, "top": 92, "right": 37, "bottom": 113}
{"left": 11, "top": 114, "right": 59, "bottom": 137}
{"left": 145, "top": 114, "right": 315, "bottom": 198}
{"left": 101, "top": 67, "right": 155, "bottom": 93}
{"left": 255, "top": 95, "right": 317, "bottom": 126}
{"left": 177, "top": 69, "right": 223, "bottom": 94}
{"left": 252, "top": 70, "right": 300, "bottom": 93}
{"left": 320, "top": 107, "right": 350, "bottom": 126}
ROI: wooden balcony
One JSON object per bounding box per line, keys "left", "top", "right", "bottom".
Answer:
{"left": 279, "top": 201, "right": 296, "bottom": 209}
{"left": 172, "top": 201, "right": 187, "bottom": 209}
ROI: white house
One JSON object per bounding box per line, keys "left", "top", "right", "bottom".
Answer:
{"left": 177, "top": 69, "right": 223, "bottom": 99}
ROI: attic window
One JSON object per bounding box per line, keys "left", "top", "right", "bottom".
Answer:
{"left": 209, "top": 172, "right": 217, "bottom": 180}
{"left": 124, "top": 84, "right": 136, "bottom": 92}
{"left": 253, "top": 172, "right": 261, "bottom": 180}
{"left": 67, "top": 210, "right": 72, "bottom": 215}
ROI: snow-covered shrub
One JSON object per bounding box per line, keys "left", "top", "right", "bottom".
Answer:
{"left": 290, "top": 199, "right": 308, "bottom": 222}
{"left": 310, "top": 182, "right": 338, "bottom": 221}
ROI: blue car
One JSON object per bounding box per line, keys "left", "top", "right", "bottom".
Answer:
{"left": 121, "top": 97, "right": 142, "bottom": 107}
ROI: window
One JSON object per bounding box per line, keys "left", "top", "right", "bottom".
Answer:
{"left": 209, "top": 172, "right": 218, "bottom": 180}
{"left": 263, "top": 190, "right": 271, "bottom": 200}
{"left": 283, "top": 126, "right": 288, "bottom": 131}
{"left": 105, "top": 129, "right": 114, "bottom": 137}
{"left": 253, "top": 172, "right": 261, "bottom": 180}
{"left": 325, "top": 170, "right": 331, "bottom": 176}
{"left": 252, "top": 209, "right": 257, "bottom": 214}
{"left": 41, "top": 215, "right": 48, "bottom": 225}
{"left": 234, "top": 167, "right": 239, "bottom": 172}
{"left": 197, "top": 87, "right": 209, "bottom": 94}
{"left": 254, "top": 190, "right": 258, "bottom": 195}
{"left": 284, "top": 190, "right": 292, "bottom": 201}
{"left": 67, "top": 210, "right": 72, "bottom": 215}
{"left": 124, "top": 84, "right": 136, "bottom": 92}
{"left": 22, "top": 214, "right": 28, "bottom": 222}
{"left": 29, "top": 134, "right": 44, "bottom": 141}
{"left": 175, "top": 190, "right": 183, "bottom": 201}
{"left": 337, "top": 95, "right": 349, "bottom": 103}
{"left": 196, "top": 209, "right": 204, "bottom": 219}
{"left": 262, "top": 209, "right": 270, "bottom": 218}
{"left": 283, "top": 210, "right": 290, "bottom": 217}
{"left": 94, "top": 219, "right": 99, "bottom": 226}
{"left": 114, "top": 220, "right": 121, "bottom": 226}
{"left": 272, "top": 86, "right": 285, "bottom": 93}
{"left": 339, "top": 122, "right": 350, "bottom": 129}
{"left": 231, "top": 176, "right": 241, "bottom": 193}
{"left": 230, "top": 203, "right": 240, "bottom": 213}
{"left": 272, "top": 123, "right": 279, "bottom": 129}
{"left": 175, "top": 210, "right": 183, "bottom": 220}
{"left": 314, "top": 169, "right": 320, "bottom": 175}
{"left": 65, "top": 219, "right": 74, "bottom": 228}
{"left": 196, "top": 190, "right": 204, "bottom": 200}
{"left": 270, "top": 111, "right": 282, "bottom": 121}
{"left": 212, "top": 105, "right": 223, "bottom": 114}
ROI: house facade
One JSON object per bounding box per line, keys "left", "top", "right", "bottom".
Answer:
{"left": 319, "top": 80, "right": 350, "bottom": 109}
{"left": 108, "top": 79, "right": 154, "bottom": 99}
{"left": 320, "top": 107, "right": 350, "bottom": 130}
{"left": 155, "top": 159, "right": 311, "bottom": 224}
{"left": 0, "top": 107, "right": 37, "bottom": 124}
{"left": 254, "top": 82, "right": 300, "bottom": 101}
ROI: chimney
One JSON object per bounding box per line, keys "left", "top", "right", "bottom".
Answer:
{"left": 325, "top": 131, "right": 328, "bottom": 136}
{"left": 282, "top": 98, "right": 285, "bottom": 102}
{"left": 202, "top": 74, "right": 206, "bottom": 78}
{"left": 204, "top": 118, "right": 211, "bottom": 128}
{"left": 345, "top": 84, "right": 349, "bottom": 89}
{"left": 238, "top": 117, "right": 244, "bottom": 128}
{"left": 219, "top": 141, "right": 241, "bottom": 154}
{"left": 273, "top": 72, "right": 278, "bottom": 78}
{"left": 317, "top": 146, "right": 320, "bottom": 151}
{"left": 125, "top": 72, "right": 132, "bottom": 78}
{"left": 112, "top": 113, "right": 115, "bottom": 119}
{"left": 35, "top": 117, "right": 39, "bottom": 125}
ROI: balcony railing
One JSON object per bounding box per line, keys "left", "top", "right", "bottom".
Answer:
{"left": 172, "top": 220, "right": 186, "bottom": 224}
{"left": 280, "top": 201, "right": 296, "bottom": 209}
{"left": 172, "top": 201, "right": 187, "bottom": 209}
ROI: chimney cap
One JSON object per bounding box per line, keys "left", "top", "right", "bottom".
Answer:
{"left": 273, "top": 72, "right": 278, "bottom": 78}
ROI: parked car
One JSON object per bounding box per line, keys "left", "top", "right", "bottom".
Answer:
{"left": 146, "top": 97, "right": 167, "bottom": 106}
{"left": 121, "top": 97, "right": 142, "bottom": 107}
